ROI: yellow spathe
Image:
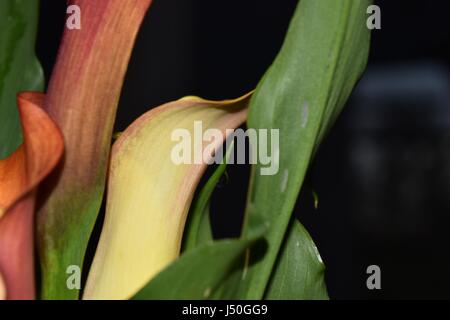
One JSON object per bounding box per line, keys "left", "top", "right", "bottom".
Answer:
{"left": 83, "top": 93, "right": 251, "bottom": 300}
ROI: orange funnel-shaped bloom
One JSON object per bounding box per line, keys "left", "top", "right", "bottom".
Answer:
{"left": 0, "top": 93, "right": 63, "bottom": 300}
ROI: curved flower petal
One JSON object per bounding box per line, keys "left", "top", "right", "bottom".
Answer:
{"left": 0, "top": 92, "right": 63, "bottom": 300}
{"left": 83, "top": 93, "right": 251, "bottom": 300}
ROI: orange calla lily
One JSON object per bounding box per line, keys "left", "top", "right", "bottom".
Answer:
{"left": 0, "top": 92, "right": 63, "bottom": 300}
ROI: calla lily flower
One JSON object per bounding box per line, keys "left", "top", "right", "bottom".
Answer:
{"left": 83, "top": 93, "right": 251, "bottom": 300}
{"left": 37, "top": 0, "right": 153, "bottom": 299}
{"left": 0, "top": 93, "right": 63, "bottom": 300}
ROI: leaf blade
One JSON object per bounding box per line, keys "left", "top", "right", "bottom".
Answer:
{"left": 265, "top": 220, "right": 328, "bottom": 300}
{"left": 242, "top": 0, "right": 372, "bottom": 299}
{"left": 132, "top": 237, "right": 262, "bottom": 300}
{"left": 183, "top": 142, "right": 235, "bottom": 252}
{"left": 0, "top": 0, "right": 44, "bottom": 159}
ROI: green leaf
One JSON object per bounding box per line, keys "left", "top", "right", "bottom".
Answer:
{"left": 132, "top": 237, "right": 264, "bottom": 300}
{"left": 183, "top": 143, "right": 235, "bottom": 252}
{"left": 265, "top": 220, "right": 328, "bottom": 300}
{"left": 0, "top": 0, "right": 44, "bottom": 159}
{"left": 241, "top": 0, "right": 372, "bottom": 298}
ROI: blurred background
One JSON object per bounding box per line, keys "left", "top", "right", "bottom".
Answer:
{"left": 37, "top": 0, "right": 450, "bottom": 299}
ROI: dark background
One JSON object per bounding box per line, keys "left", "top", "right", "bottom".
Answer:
{"left": 37, "top": 0, "right": 450, "bottom": 299}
